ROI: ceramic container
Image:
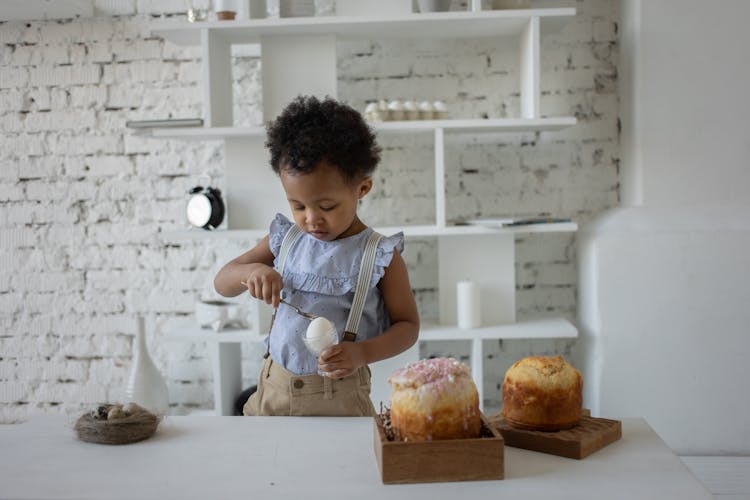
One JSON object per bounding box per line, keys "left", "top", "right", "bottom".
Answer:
{"left": 124, "top": 317, "right": 169, "bottom": 415}
{"left": 387, "top": 100, "right": 405, "bottom": 121}
{"left": 433, "top": 100, "right": 449, "bottom": 119}
{"left": 364, "top": 102, "right": 383, "bottom": 122}
{"left": 418, "top": 100, "right": 435, "bottom": 120}
{"left": 195, "top": 299, "right": 250, "bottom": 331}
{"left": 403, "top": 100, "right": 419, "bottom": 120}
{"left": 214, "top": 0, "right": 236, "bottom": 19}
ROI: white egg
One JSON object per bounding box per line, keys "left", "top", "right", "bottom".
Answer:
{"left": 107, "top": 406, "right": 126, "bottom": 420}
{"left": 122, "top": 402, "right": 139, "bottom": 415}
{"left": 305, "top": 317, "right": 337, "bottom": 353}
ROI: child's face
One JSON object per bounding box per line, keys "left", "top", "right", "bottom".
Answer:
{"left": 280, "top": 160, "right": 372, "bottom": 241}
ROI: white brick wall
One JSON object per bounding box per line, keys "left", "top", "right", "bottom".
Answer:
{"left": 0, "top": 0, "right": 620, "bottom": 420}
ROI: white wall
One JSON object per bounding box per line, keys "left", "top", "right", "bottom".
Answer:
{"left": 0, "top": 0, "right": 621, "bottom": 420}
{"left": 578, "top": 0, "right": 750, "bottom": 455}
{"left": 619, "top": 0, "right": 750, "bottom": 207}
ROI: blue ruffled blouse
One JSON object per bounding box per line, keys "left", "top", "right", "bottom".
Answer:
{"left": 266, "top": 214, "right": 405, "bottom": 375}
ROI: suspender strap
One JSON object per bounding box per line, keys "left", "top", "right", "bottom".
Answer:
{"left": 342, "top": 231, "right": 383, "bottom": 342}
{"left": 264, "top": 224, "right": 304, "bottom": 358}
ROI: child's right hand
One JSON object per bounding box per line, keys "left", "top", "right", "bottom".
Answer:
{"left": 243, "top": 264, "right": 283, "bottom": 308}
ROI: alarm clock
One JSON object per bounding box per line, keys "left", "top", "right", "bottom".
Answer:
{"left": 186, "top": 183, "right": 225, "bottom": 230}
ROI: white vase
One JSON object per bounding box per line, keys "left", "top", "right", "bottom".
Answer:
{"left": 124, "top": 317, "right": 169, "bottom": 415}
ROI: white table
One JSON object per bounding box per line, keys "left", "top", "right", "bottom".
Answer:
{"left": 0, "top": 416, "right": 712, "bottom": 499}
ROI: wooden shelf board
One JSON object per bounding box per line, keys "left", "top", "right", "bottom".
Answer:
{"left": 164, "top": 317, "right": 576, "bottom": 344}
{"left": 134, "top": 126, "right": 264, "bottom": 140}
{"left": 153, "top": 8, "right": 576, "bottom": 46}
{"left": 165, "top": 324, "right": 265, "bottom": 343}
{"left": 377, "top": 222, "right": 579, "bottom": 236}
{"left": 159, "top": 222, "right": 577, "bottom": 242}
{"left": 179, "top": 409, "right": 220, "bottom": 416}
{"left": 373, "top": 117, "right": 577, "bottom": 133}
{"left": 420, "top": 317, "right": 578, "bottom": 340}
{"left": 134, "top": 117, "right": 576, "bottom": 140}
{"left": 158, "top": 228, "right": 266, "bottom": 241}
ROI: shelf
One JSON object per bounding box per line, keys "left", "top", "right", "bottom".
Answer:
{"left": 375, "top": 223, "right": 579, "bottom": 236}
{"left": 135, "top": 117, "right": 576, "bottom": 140}
{"left": 153, "top": 8, "right": 576, "bottom": 46}
{"left": 165, "top": 317, "right": 576, "bottom": 344}
{"left": 171, "top": 316, "right": 576, "bottom": 415}
{"left": 373, "top": 117, "right": 577, "bottom": 134}
{"left": 420, "top": 317, "right": 578, "bottom": 341}
{"left": 159, "top": 222, "right": 578, "bottom": 242}
{"left": 159, "top": 228, "right": 267, "bottom": 241}
{"left": 135, "top": 126, "right": 264, "bottom": 140}
{"left": 165, "top": 324, "right": 265, "bottom": 343}
{"left": 177, "top": 408, "right": 220, "bottom": 416}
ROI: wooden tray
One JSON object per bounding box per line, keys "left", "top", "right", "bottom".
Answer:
{"left": 487, "top": 411, "right": 621, "bottom": 459}
{"left": 373, "top": 413, "right": 504, "bottom": 484}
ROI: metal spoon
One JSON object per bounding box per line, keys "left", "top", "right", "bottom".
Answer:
{"left": 278, "top": 299, "right": 318, "bottom": 320}
{"left": 240, "top": 281, "right": 317, "bottom": 320}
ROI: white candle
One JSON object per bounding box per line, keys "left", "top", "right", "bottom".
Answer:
{"left": 456, "top": 280, "right": 481, "bottom": 329}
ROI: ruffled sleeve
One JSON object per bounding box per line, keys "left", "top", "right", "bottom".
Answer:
{"left": 371, "top": 231, "right": 405, "bottom": 286}
{"left": 272, "top": 227, "right": 404, "bottom": 295}
{"left": 268, "top": 213, "right": 294, "bottom": 258}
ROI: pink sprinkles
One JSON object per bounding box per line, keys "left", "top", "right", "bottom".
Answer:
{"left": 388, "top": 357, "right": 470, "bottom": 387}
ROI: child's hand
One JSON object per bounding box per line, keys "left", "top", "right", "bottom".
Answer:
{"left": 243, "top": 264, "right": 283, "bottom": 308}
{"left": 317, "top": 342, "right": 366, "bottom": 379}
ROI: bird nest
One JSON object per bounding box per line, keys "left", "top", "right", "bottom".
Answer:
{"left": 74, "top": 403, "right": 161, "bottom": 445}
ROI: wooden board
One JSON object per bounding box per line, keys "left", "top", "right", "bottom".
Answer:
{"left": 487, "top": 412, "right": 622, "bottom": 460}
{"left": 373, "top": 413, "right": 504, "bottom": 484}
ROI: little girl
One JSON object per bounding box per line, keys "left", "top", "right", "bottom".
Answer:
{"left": 214, "top": 95, "right": 420, "bottom": 416}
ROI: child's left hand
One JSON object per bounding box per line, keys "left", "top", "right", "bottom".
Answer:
{"left": 317, "top": 342, "right": 366, "bottom": 379}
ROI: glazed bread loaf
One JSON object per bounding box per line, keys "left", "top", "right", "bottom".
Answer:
{"left": 387, "top": 357, "right": 481, "bottom": 441}
{"left": 501, "top": 355, "right": 582, "bottom": 431}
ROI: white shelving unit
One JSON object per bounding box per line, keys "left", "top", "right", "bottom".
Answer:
{"left": 152, "top": 7, "right": 578, "bottom": 413}
{"left": 136, "top": 117, "right": 577, "bottom": 140}
{"left": 166, "top": 323, "right": 265, "bottom": 416}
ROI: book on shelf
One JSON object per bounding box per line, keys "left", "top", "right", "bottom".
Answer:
{"left": 453, "top": 215, "right": 572, "bottom": 227}
{"left": 125, "top": 118, "right": 204, "bottom": 129}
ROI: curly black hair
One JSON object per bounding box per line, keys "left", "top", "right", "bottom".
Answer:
{"left": 265, "top": 95, "right": 381, "bottom": 183}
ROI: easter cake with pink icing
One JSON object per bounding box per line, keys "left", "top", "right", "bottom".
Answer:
{"left": 387, "top": 357, "right": 481, "bottom": 441}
